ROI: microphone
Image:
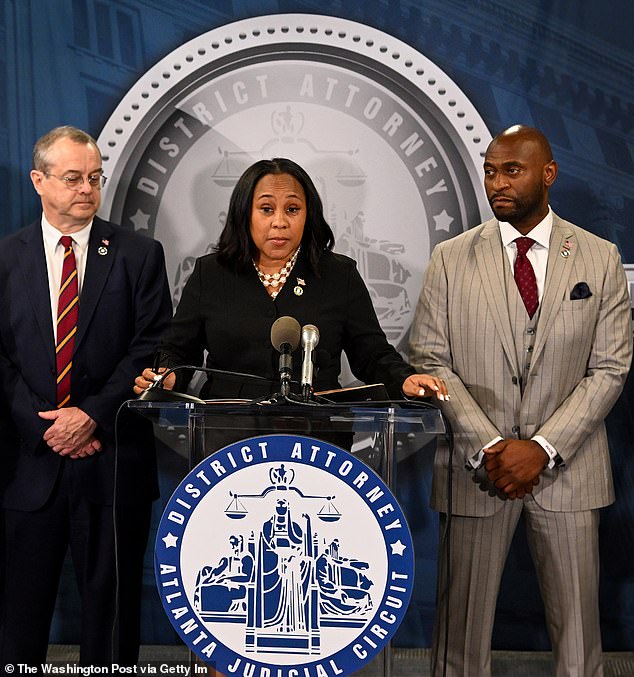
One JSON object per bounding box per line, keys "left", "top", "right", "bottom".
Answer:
{"left": 300, "top": 324, "right": 319, "bottom": 402}
{"left": 271, "top": 316, "right": 301, "bottom": 397}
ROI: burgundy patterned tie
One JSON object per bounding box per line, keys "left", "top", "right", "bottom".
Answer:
{"left": 514, "top": 237, "right": 539, "bottom": 318}
{"left": 56, "top": 236, "right": 79, "bottom": 408}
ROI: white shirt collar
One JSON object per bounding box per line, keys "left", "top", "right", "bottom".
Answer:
{"left": 499, "top": 207, "right": 553, "bottom": 250}
{"left": 41, "top": 214, "right": 93, "bottom": 250}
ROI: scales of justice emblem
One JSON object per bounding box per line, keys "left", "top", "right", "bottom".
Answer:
{"left": 196, "top": 463, "right": 373, "bottom": 655}
{"left": 156, "top": 434, "right": 415, "bottom": 673}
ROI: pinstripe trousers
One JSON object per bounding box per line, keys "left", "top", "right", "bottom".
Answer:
{"left": 431, "top": 497, "right": 602, "bottom": 677}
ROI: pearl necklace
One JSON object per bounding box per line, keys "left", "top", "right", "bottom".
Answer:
{"left": 253, "top": 247, "right": 300, "bottom": 299}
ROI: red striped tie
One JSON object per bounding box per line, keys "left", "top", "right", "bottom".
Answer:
{"left": 56, "top": 235, "right": 79, "bottom": 408}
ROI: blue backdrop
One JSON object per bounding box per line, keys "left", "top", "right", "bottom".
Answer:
{"left": 1, "top": 0, "right": 632, "bottom": 652}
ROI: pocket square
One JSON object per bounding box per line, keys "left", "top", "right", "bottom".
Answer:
{"left": 570, "top": 282, "right": 592, "bottom": 300}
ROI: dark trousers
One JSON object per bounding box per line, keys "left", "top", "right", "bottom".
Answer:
{"left": 0, "top": 459, "right": 151, "bottom": 667}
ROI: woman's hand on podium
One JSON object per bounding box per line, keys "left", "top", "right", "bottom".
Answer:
{"left": 402, "top": 373, "right": 450, "bottom": 400}
{"left": 133, "top": 367, "right": 176, "bottom": 394}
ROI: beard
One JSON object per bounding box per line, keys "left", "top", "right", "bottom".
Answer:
{"left": 488, "top": 186, "right": 545, "bottom": 225}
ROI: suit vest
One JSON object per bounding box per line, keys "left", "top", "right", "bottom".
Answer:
{"left": 503, "top": 251, "right": 540, "bottom": 400}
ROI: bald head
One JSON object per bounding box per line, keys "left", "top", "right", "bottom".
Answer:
{"left": 483, "top": 125, "right": 558, "bottom": 234}
{"left": 487, "top": 125, "right": 554, "bottom": 165}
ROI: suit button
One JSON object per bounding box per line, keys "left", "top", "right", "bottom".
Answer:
{"left": 512, "top": 425, "right": 520, "bottom": 436}
{"left": 527, "top": 328, "right": 535, "bottom": 335}
{"left": 526, "top": 345, "right": 533, "bottom": 352}
{"left": 512, "top": 376, "right": 518, "bottom": 385}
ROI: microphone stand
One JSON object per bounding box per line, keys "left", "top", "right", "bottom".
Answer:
{"left": 265, "top": 343, "right": 305, "bottom": 405}
{"left": 278, "top": 342, "right": 293, "bottom": 398}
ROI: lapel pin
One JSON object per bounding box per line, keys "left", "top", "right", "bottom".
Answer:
{"left": 560, "top": 239, "right": 572, "bottom": 258}
{"left": 98, "top": 238, "right": 109, "bottom": 256}
{"left": 294, "top": 277, "right": 305, "bottom": 296}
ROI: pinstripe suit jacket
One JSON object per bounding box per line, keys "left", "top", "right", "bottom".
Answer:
{"left": 409, "top": 214, "right": 632, "bottom": 517}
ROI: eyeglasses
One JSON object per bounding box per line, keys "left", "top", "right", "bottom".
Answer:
{"left": 44, "top": 172, "right": 107, "bottom": 190}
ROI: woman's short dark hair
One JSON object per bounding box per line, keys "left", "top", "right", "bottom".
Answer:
{"left": 215, "top": 158, "right": 335, "bottom": 273}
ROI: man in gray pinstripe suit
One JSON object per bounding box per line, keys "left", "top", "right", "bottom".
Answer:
{"left": 409, "top": 125, "right": 632, "bottom": 676}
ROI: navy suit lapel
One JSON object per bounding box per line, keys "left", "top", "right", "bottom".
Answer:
{"left": 75, "top": 218, "right": 115, "bottom": 352}
{"left": 17, "top": 222, "right": 56, "bottom": 367}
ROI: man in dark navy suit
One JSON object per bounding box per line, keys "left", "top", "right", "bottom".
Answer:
{"left": 0, "top": 126, "right": 172, "bottom": 666}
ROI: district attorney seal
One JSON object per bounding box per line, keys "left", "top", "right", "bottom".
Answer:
{"left": 155, "top": 434, "right": 415, "bottom": 674}
{"left": 97, "top": 14, "right": 490, "bottom": 348}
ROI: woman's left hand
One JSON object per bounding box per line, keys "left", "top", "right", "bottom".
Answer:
{"left": 402, "top": 374, "right": 450, "bottom": 400}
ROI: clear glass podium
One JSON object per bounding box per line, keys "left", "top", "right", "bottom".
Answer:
{"left": 129, "top": 399, "right": 446, "bottom": 677}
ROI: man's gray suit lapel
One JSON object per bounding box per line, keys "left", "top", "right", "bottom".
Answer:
{"left": 474, "top": 219, "right": 520, "bottom": 377}
{"left": 531, "top": 216, "right": 576, "bottom": 367}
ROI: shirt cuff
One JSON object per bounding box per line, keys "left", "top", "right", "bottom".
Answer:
{"left": 466, "top": 436, "right": 503, "bottom": 470}
{"left": 532, "top": 435, "right": 563, "bottom": 469}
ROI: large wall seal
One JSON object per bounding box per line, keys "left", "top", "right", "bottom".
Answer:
{"left": 98, "top": 14, "right": 491, "bottom": 350}
{"left": 155, "top": 433, "right": 416, "bottom": 674}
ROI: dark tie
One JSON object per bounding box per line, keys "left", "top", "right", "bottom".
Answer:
{"left": 514, "top": 237, "right": 539, "bottom": 318}
{"left": 56, "top": 236, "right": 79, "bottom": 408}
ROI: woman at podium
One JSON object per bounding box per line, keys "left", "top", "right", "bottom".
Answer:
{"left": 134, "top": 158, "right": 447, "bottom": 403}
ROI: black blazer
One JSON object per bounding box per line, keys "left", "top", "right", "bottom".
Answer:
{"left": 160, "top": 251, "right": 414, "bottom": 399}
{"left": 0, "top": 217, "right": 172, "bottom": 509}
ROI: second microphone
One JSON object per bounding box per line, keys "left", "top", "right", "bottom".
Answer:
{"left": 300, "top": 324, "right": 320, "bottom": 402}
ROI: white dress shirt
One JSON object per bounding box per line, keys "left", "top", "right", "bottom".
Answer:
{"left": 41, "top": 216, "right": 92, "bottom": 342}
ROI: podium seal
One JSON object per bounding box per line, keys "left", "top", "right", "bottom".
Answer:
{"left": 155, "top": 434, "right": 415, "bottom": 674}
